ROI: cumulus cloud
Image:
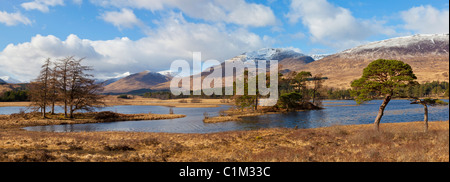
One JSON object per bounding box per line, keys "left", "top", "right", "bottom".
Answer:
{"left": 0, "top": 11, "right": 31, "bottom": 26}
{"left": 286, "top": 0, "right": 394, "bottom": 49}
{"left": 0, "top": 34, "right": 102, "bottom": 81}
{"left": 21, "top": 0, "right": 65, "bottom": 13}
{"left": 400, "top": 5, "right": 449, "bottom": 34}
{"left": 0, "top": 13, "right": 268, "bottom": 81}
{"left": 100, "top": 8, "right": 143, "bottom": 29}
{"left": 90, "top": 0, "right": 277, "bottom": 27}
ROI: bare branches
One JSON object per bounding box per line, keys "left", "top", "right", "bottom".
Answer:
{"left": 29, "top": 56, "right": 104, "bottom": 119}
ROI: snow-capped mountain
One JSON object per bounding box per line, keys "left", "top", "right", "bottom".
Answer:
{"left": 241, "top": 48, "right": 312, "bottom": 62}
{"left": 148, "top": 48, "right": 318, "bottom": 90}
{"left": 95, "top": 72, "right": 131, "bottom": 86}
{"left": 157, "top": 70, "right": 175, "bottom": 78}
{"left": 342, "top": 33, "right": 449, "bottom": 55}
{"left": 298, "top": 33, "right": 449, "bottom": 88}
{"left": 0, "top": 76, "right": 22, "bottom": 84}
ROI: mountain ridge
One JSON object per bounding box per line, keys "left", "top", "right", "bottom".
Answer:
{"left": 296, "top": 33, "right": 449, "bottom": 88}
{"left": 102, "top": 71, "right": 170, "bottom": 93}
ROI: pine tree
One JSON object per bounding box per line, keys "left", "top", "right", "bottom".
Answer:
{"left": 351, "top": 59, "right": 417, "bottom": 131}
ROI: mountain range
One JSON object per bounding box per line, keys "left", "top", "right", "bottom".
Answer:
{"left": 101, "top": 33, "right": 449, "bottom": 93}
{"left": 298, "top": 33, "right": 449, "bottom": 88}
{"left": 0, "top": 76, "right": 21, "bottom": 84}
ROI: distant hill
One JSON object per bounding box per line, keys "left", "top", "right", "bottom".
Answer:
{"left": 0, "top": 78, "right": 6, "bottom": 85}
{"left": 295, "top": 33, "right": 449, "bottom": 88}
{"left": 0, "top": 83, "right": 28, "bottom": 94}
{"left": 102, "top": 71, "right": 170, "bottom": 94}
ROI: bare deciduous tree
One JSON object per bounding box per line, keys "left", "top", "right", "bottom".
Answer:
{"left": 30, "top": 56, "right": 105, "bottom": 119}
{"left": 30, "top": 58, "right": 52, "bottom": 118}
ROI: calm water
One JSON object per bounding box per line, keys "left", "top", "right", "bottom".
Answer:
{"left": 1, "top": 99, "right": 447, "bottom": 133}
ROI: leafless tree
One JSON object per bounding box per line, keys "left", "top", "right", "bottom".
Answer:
{"left": 29, "top": 58, "right": 52, "bottom": 118}
{"left": 65, "top": 57, "right": 105, "bottom": 118}
{"left": 30, "top": 56, "right": 105, "bottom": 119}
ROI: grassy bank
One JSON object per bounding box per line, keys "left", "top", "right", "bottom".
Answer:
{"left": 0, "top": 96, "right": 230, "bottom": 108}
{"left": 0, "top": 112, "right": 185, "bottom": 129}
{"left": 0, "top": 120, "right": 447, "bottom": 162}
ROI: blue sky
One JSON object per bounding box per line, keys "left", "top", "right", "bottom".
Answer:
{"left": 0, "top": 0, "right": 448, "bottom": 82}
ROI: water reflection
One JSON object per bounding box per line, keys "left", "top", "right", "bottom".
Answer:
{"left": 11, "top": 99, "right": 450, "bottom": 133}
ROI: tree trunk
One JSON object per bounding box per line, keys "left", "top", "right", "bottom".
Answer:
{"left": 70, "top": 106, "right": 74, "bottom": 119}
{"left": 312, "top": 90, "right": 316, "bottom": 105}
{"left": 374, "top": 95, "right": 391, "bottom": 131}
{"left": 42, "top": 105, "right": 46, "bottom": 118}
{"left": 51, "top": 101, "right": 55, "bottom": 115}
{"left": 423, "top": 104, "right": 428, "bottom": 132}
{"left": 254, "top": 95, "right": 258, "bottom": 111}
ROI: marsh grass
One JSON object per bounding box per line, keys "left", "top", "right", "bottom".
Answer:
{"left": 0, "top": 120, "right": 447, "bottom": 162}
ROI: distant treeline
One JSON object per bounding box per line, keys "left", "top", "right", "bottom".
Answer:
{"left": 323, "top": 81, "right": 449, "bottom": 100}
{"left": 2, "top": 81, "right": 448, "bottom": 102}
{"left": 141, "top": 81, "right": 449, "bottom": 100}
{"left": 399, "top": 81, "right": 449, "bottom": 98}
{"left": 0, "top": 90, "right": 30, "bottom": 102}
{"left": 142, "top": 89, "right": 231, "bottom": 100}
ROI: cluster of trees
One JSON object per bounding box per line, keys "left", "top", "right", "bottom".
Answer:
{"left": 0, "top": 90, "right": 29, "bottom": 102}
{"left": 232, "top": 69, "right": 326, "bottom": 111}
{"left": 276, "top": 71, "right": 326, "bottom": 110}
{"left": 30, "top": 57, "right": 104, "bottom": 118}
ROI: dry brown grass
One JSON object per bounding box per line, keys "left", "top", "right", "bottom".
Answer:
{"left": 0, "top": 120, "right": 447, "bottom": 162}
{"left": 0, "top": 112, "right": 185, "bottom": 129}
{"left": 0, "top": 96, "right": 228, "bottom": 108}
{"left": 103, "top": 96, "right": 226, "bottom": 108}
{"left": 0, "top": 102, "right": 31, "bottom": 107}
{"left": 203, "top": 107, "right": 288, "bottom": 123}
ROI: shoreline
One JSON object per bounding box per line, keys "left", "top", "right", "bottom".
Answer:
{"left": 2, "top": 97, "right": 448, "bottom": 108}
{"left": 0, "top": 112, "right": 185, "bottom": 129}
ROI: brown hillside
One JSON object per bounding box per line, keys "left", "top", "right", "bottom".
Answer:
{"left": 103, "top": 71, "right": 169, "bottom": 93}
{"left": 295, "top": 34, "right": 449, "bottom": 89}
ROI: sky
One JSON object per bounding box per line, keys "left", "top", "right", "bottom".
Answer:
{"left": 0, "top": 0, "right": 449, "bottom": 82}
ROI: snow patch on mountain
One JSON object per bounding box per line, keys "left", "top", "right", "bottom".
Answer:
{"left": 309, "top": 54, "right": 329, "bottom": 61}
{"left": 243, "top": 48, "right": 307, "bottom": 61}
{"left": 343, "top": 33, "right": 449, "bottom": 54}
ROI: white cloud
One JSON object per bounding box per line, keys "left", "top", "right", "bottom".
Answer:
{"left": 401, "top": 5, "right": 449, "bottom": 34}
{"left": 21, "top": 0, "right": 65, "bottom": 13}
{"left": 0, "top": 13, "right": 268, "bottom": 81}
{"left": 100, "top": 8, "right": 143, "bottom": 29}
{"left": 286, "top": 0, "right": 394, "bottom": 49}
{"left": 0, "top": 34, "right": 102, "bottom": 81}
{"left": 90, "top": 0, "right": 276, "bottom": 27}
{"left": 0, "top": 11, "right": 31, "bottom": 26}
